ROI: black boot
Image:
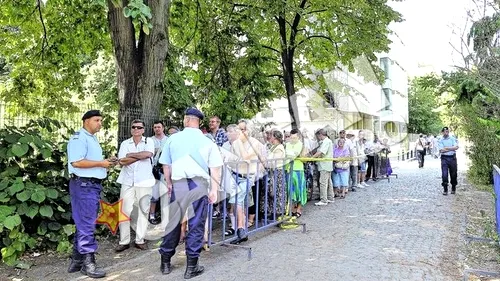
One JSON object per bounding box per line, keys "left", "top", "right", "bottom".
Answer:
{"left": 67, "top": 250, "right": 83, "bottom": 273}
{"left": 184, "top": 257, "right": 204, "bottom": 279}
{"left": 81, "top": 253, "right": 106, "bottom": 278}
{"left": 160, "top": 254, "right": 172, "bottom": 275}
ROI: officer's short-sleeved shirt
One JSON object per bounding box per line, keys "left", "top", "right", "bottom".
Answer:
{"left": 438, "top": 135, "right": 459, "bottom": 156}
{"left": 159, "top": 127, "right": 223, "bottom": 181}
{"left": 67, "top": 128, "right": 107, "bottom": 179}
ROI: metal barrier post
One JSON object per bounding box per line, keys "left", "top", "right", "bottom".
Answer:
{"left": 209, "top": 158, "right": 306, "bottom": 260}
{"left": 493, "top": 165, "right": 500, "bottom": 241}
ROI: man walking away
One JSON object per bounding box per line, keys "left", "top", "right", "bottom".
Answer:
{"left": 438, "top": 127, "right": 459, "bottom": 195}
{"left": 158, "top": 107, "right": 222, "bottom": 279}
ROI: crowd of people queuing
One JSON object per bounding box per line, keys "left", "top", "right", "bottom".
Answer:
{"left": 66, "top": 108, "right": 398, "bottom": 279}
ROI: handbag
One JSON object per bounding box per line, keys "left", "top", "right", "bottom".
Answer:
{"left": 335, "top": 161, "right": 350, "bottom": 170}
{"left": 152, "top": 163, "right": 162, "bottom": 180}
{"left": 147, "top": 137, "right": 163, "bottom": 180}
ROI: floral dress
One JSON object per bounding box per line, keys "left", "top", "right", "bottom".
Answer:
{"left": 259, "top": 144, "right": 286, "bottom": 217}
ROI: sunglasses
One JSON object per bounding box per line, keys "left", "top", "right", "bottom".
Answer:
{"left": 131, "top": 126, "right": 144, "bottom": 129}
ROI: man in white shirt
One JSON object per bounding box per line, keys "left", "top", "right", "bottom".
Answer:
{"left": 115, "top": 119, "right": 155, "bottom": 252}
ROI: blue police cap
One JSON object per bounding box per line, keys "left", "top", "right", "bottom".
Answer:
{"left": 441, "top": 126, "right": 449, "bottom": 132}
{"left": 184, "top": 107, "right": 204, "bottom": 120}
{"left": 82, "top": 110, "right": 102, "bottom": 121}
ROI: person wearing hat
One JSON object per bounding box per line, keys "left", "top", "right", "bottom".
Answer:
{"left": 158, "top": 107, "right": 223, "bottom": 279}
{"left": 66, "top": 110, "right": 117, "bottom": 278}
{"left": 438, "top": 126, "right": 459, "bottom": 195}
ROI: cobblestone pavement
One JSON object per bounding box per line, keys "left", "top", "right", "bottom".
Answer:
{"left": 69, "top": 154, "right": 466, "bottom": 281}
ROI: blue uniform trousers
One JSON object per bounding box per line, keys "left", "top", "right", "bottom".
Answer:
{"left": 441, "top": 155, "right": 457, "bottom": 191}
{"left": 159, "top": 177, "right": 208, "bottom": 258}
{"left": 69, "top": 178, "right": 101, "bottom": 254}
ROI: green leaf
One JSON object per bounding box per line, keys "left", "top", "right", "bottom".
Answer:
{"left": 5, "top": 133, "right": 20, "bottom": 144}
{"left": 1, "top": 246, "right": 16, "bottom": 259}
{"left": 16, "top": 190, "right": 31, "bottom": 202}
{"left": 48, "top": 222, "right": 61, "bottom": 231}
{"left": 8, "top": 182, "right": 24, "bottom": 195}
{"left": 63, "top": 224, "right": 75, "bottom": 236}
{"left": 12, "top": 241, "right": 25, "bottom": 252}
{"left": 56, "top": 205, "right": 65, "bottom": 212}
{"left": 123, "top": 7, "right": 132, "bottom": 17}
{"left": 0, "top": 205, "right": 15, "bottom": 221}
{"left": 4, "top": 214, "right": 22, "bottom": 230}
{"left": 37, "top": 222, "right": 47, "bottom": 235}
{"left": 11, "top": 143, "right": 29, "bottom": 157}
{"left": 31, "top": 190, "right": 46, "bottom": 203}
{"left": 26, "top": 205, "right": 39, "bottom": 219}
{"left": 0, "top": 192, "right": 9, "bottom": 203}
{"left": 142, "top": 24, "right": 150, "bottom": 35}
{"left": 3, "top": 165, "right": 19, "bottom": 176}
{"left": 26, "top": 237, "right": 37, "bottom": 249}
{"left": 0, "top": 178, "right": 10, "bottom": 190}
{"left": 39, "top": 205, "right": 53, "bottom": 217}
{"left": 41, "top": 148, "right": 52, "bottom": 159}
{"left": 16, "top": 202, "right": 29, "bottom": 216}
{"left": 45, "top": 188, "right": 59, "bottom": 199}
{"left": 61, "top": 195, "right": 71, "bottom": 204}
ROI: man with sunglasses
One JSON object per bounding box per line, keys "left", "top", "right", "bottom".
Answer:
{"left": 115, "top": 119, "right": 155, "bottom": 252}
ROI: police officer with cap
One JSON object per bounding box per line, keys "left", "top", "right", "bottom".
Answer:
{"left": 67, "top": 110, "right": 117, "bottom": 278}
{"left": 437, "top": 126, "right": 459, "bottom": 195}
{"left": 158, "top": 107, "right": 222, "bottom": 279}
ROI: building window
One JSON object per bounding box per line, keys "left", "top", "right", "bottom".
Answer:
{"left": 382, "top": 88, "right": 392, "bottom": 111}
{"left": 380, "top": 57, "right": 391, "bottom": 78}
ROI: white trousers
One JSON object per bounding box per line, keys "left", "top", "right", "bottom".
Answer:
{"left": 118, "top": 184, "right": 153, "bottom": 245}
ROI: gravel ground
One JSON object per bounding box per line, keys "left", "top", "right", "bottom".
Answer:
{"left": 2, "top": 149, "right": 499, "bottom": 281}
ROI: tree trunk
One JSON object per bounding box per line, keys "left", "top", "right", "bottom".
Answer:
{"left": 277, "top": 14, "right": 300, "bottom": 130}
{"left": 139, "top": 0, "right": 170, "bottom": 132}
{"left": 282, "top": 51, "right": 300, "bottom": 130}
{"left": 107, "top": 0, "right": 170, "bottom": 144}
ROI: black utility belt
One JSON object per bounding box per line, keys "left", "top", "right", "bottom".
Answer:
{"left": 441, "top": 154, "right": 456, "bottom": 158}
{"left": 71, "top": 175, "right": 103, "bottom": 184}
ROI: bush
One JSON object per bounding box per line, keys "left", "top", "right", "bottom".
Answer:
{"left": 0, "top": 118, "right": 119, "bottom": 266}
{"left": 460, "top": 105, "right": 500, "bottom": 184}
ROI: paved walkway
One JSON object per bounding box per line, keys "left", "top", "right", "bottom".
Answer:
{"left": 72, "top": 154, "right": 466, "bottom": 281}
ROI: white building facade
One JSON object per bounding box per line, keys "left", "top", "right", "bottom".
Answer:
{"left": 253, "top": 55, "right": 409, "bottom": 151}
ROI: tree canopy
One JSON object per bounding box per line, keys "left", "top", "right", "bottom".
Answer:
{"left": 0, "top": 0, "right": 401, "bottom": 131}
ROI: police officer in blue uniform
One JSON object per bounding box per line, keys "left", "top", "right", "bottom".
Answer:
{"left": 67, "top": 110, "right": 117, "bottom": 278}
{"left": 438, "top": 126, "right": 459, "bottom": 195}
{"left": 158, "top": 107, "right": 222, "bottom": 279}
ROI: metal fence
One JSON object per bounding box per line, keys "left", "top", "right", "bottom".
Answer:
{"left": 0, "top": 102, "right": 90, "bottom": 130}
{"left": 0, "top": 102, "right": 179, "bottom": 146}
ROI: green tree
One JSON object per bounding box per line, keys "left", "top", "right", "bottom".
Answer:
{"left": 407, "top": 75, "right": 444, "bottom": 134}
{"left": 218, "top": 0, "right": 401, "bottom": 129}
{"left": 0, "top": 0, "right": 170, "bottom": 141}
{"left": 168, "top": 0, "right": 279, "bottom": 124}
